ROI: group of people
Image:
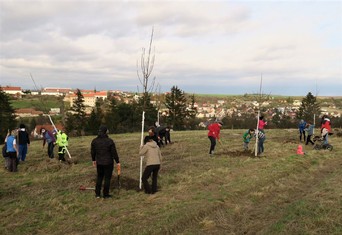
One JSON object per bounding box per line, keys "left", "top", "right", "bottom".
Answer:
{"left": 208, "top": 114, "right": 334, "bottom": 157}
{"left": 40, "top": 127, "right": 69, "bottom": 162}
{"left": 2, "top": 124, "right": 30, "bottom": 172}
{"left": 298, "top": 115, "right": 332, "bottom": 146}
{"left": 2, "top": 124, "right": 69, "bottom": 172}
{"left": 91, "top": 124, "right": 170, "bottom": 198}
{"left": 207, "top": 116, "right": 268, "bottom": 157}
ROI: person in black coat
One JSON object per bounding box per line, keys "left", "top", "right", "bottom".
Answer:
{"left": 91, "top": 125, "right": 120, "bottom": 198}
{"left": 17, "top": 124, "right": 30, "bottom": 162}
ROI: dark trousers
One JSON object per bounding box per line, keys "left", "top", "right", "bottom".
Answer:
{"left": 18, "top": 144, "right": 28, "bottom": 161}
{"left": 306, "top": 135, "right": 314, "bottom": 145}
{"left": 96, "top": 164, "right": 114, "bottom": 196}
{"left": 7, "top": 152, "right": 18, "bottom": 172}
{"left": 165, "top": 131, "right": 171, "bottom": 144}
{"left": 58, "top": 146, "right": 66, "bottom": 161}
{"left": 142, "top": 164, "right": 160, "bottom": 194}
{"left": 208, "top": 136, "right": 216, "bottom": 154}
{"left": 47, "top": 142, "right": 55, "bottom": 158}
{"left": 299, "top": 130, "right": 306, "bottom": 142}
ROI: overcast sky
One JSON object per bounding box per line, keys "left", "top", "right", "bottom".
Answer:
{"left": 1, "top": 0, "right": 341, "bottom": 96}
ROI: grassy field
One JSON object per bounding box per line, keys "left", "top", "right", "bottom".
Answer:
{"left": 10, "top": 96, "right": 65, "bottom": 111}
{"left": 1, "top": 129, "right": 341, "bottom": 235}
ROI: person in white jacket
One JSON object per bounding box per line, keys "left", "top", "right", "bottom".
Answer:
{"left": 139, "top": 137, "right": 162, "bottom": 194}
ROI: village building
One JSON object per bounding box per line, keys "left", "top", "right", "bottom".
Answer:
{"left": 41, "top": 87, "right": 72, "bottom": 96}
{"left": 1, "top": 86, "right": 22, "bottom": 96}
{"left": 64, "top": 91, "right": 108, "bottom": 108}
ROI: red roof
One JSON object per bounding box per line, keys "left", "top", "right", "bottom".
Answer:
{"left": 1, "top": 86, "right": 21, "bottom": 91}
{"left": 35, "top": 124, "right": 64, "bottom": 132}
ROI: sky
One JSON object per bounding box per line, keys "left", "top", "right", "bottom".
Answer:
{"left": 0, "top": 0, "right": 341, "bottom": 96}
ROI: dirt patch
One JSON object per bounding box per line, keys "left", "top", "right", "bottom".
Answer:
{"left": 218, "top": 150, "right": 254, "bottom": 157}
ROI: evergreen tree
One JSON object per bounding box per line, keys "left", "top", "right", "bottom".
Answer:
{"left": 105, "top": 98, "right": 120, "bottom": 133}
{"left": 165, "top": 86, "right": 188, "bottom": 130}
{"left": 297, "top": 92, "right": 321, "bottom": 123}
{"left": 137, "top": 93, "right": 158, "bottom": 129}
{"left": 85, "top": 99, "right": 104, "bottom": 135}
{"left": 186, "top": 94, "right": 198, "bottom": 129}
{"left": 66, "top": 89, "right": 86, "bottom": 136}
{"left": 0, "top": 89, "right": 17, "bottom": 143}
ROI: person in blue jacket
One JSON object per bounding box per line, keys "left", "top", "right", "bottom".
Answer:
{"left": 298, "top": 119, "right": 307, "bottom": 142}
{"left": 5, "top": 130, "right": 18, "bottom": 172}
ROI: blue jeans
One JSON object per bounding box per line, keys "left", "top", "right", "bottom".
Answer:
{"left": 258, "top": 137, "right": 265, "bottom": 155}
{"left": 323, "top": 134, "right": 329, "bottom": 145}
{"left": 18, "top": 144, "right": 28, "bottom": 161}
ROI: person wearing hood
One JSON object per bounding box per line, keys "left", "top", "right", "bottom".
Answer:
{"left": 139, "top": 137, "right": 162, "bottom": 194}
{"left": 91, "top": 125, "right": 120, "bottom": 199}
{"left": 17, "top": 124, "right": 30, "bottom": 162}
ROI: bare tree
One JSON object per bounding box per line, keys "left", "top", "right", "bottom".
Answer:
{"left": 137, "top": 27, "right": 156, "bottom": 109}
{"left": 137, "top": 27, "right": 156, "bottom": 189}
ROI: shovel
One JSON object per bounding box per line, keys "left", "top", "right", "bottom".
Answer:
{"left": 79, "top": 185, "right": 95, "bottom": 191}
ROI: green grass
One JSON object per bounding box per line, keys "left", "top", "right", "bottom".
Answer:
{"left": 1, "top": 129, "right": 341, "bottom": 234}
{"left": 10, "top": 96, "right": 65, "bottom": 111}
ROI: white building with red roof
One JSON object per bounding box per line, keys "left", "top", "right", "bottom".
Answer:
{"left": 0, "top": 86, "right": 22, "bottom": 95}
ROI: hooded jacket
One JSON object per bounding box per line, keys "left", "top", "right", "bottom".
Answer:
{"left": 91, "top": 133, "right": 120, "bottom": 165}
{"left": 139, "top": 141, "right": 162, "bottom": 166}
{"left": 18, "top": 128, "right": 30, "bottom": 145}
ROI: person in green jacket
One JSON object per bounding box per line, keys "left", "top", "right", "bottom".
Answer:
{"left": 55, "top": 130, "right": 69, "bottom": 162}
{"left": 243, "top": 129, "right": 254, "bottom": 151}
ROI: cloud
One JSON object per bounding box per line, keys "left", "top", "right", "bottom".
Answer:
{"left": 0, "top": 0, "right": 341, "bottom": 96}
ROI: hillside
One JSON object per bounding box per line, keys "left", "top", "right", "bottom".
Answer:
{"left": 1, "top": 129, "right": 341, "bottom": 234}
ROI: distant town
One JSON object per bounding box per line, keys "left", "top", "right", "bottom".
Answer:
{"left": 1, "top": 85, "right": 341, "bottom": 123}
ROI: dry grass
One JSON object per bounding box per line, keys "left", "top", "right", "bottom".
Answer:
{"left": 1, "top": 129, "right": 341, "bottom": 234}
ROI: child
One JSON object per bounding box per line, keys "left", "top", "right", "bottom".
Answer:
{"left": 305, "top": 122, "right": 315, "bottom": 145}
{"left": 258, "top": 116, "right": 267, "bottom": 133}
{"left": 243, "top": 129, "right": 255, "bottom": 151}
{"left": 207, "top": 121, "right": 222, "bottom": 155}
{"left": 6, "top": 130, "right": 18, "bottom": 172}
{"left": 298, "top": 119, "right": 307, "bottom": 142}
{"left": 255, "top": 130, "right": 266, "bottom": 156}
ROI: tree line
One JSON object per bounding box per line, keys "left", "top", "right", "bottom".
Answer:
{"left": 1, "top": 88, "right": 342, "bottom": 143}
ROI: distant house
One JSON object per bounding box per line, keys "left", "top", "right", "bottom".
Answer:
{"left": 1, "top": 86, "right": 22, "bottom": 96}
{"left": 293, "top": 100, "right": 302, "bottom": 106}
{"left": 64, "top": 91, "right": 107, "bottom": 108}
{"left": 41, "top": 87, "right": 72, "bottom": 96}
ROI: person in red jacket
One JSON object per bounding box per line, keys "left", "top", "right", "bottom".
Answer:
{"left": 320, "top": 115, "right": 332, "bottom": 145}
{"left": 207, "top": 121, "right": 223, "bottom": 155}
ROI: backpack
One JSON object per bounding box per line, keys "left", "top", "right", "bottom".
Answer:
{"left": 2, "top": 144, "right": 8, "bottom": 158}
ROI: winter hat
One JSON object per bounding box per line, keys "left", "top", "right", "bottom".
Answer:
{"left": 98, "top": 125, "right": 108, "bottom": 134}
